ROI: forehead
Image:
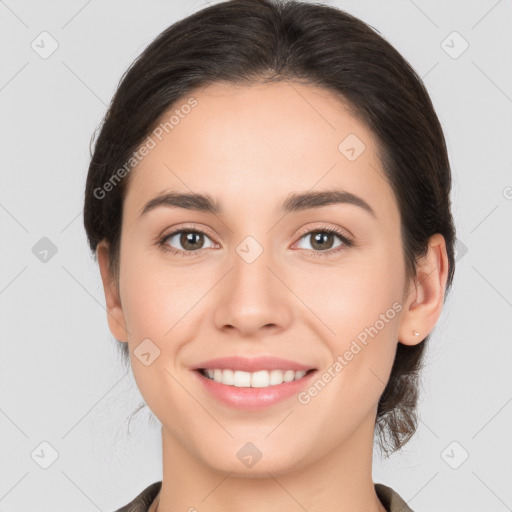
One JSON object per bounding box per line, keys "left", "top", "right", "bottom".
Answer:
{"left": 123, "top": 81, "right": 398, "bottom": 225}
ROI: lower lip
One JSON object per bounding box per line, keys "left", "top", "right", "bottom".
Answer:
{"left": 193, "top": 369, "right": 317, "bottom": 411}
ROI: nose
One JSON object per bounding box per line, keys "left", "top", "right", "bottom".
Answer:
{"left": 212, "top": 242, "right": 293, "bottom": 338}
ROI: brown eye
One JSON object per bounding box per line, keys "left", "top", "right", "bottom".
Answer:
{"left": 296, "top": 229, "right": 347, "bottom": 252}
{"left": 161, "top": 230, "right": 215, "bottom": 252}
{"left": 292, "top": 225, "right": 354, "bottom": 259}
{"left": 307, "top": 231, "right": 337, "bottom": 251}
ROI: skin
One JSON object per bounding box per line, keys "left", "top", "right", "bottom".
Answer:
{"left": 97, "top": 81, "right": 448, "bottom": 512}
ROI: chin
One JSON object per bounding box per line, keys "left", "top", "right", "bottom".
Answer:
{"left": 200, "top": 446, "right": 308, "bottom": 478}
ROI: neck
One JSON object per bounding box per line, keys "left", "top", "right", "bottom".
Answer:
{"left": 153, "top": 412, "right": 386, "bottom": 512}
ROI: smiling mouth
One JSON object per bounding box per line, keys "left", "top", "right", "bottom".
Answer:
{"left": 197, "top": 368, "right": 316, "bottom": 388}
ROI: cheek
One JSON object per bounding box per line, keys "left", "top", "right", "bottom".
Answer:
{"left": 118, "top": 257, "right": 196, "bottom": 416}
{"left": 292, "top": 256, "right": 403, "bottom": 435}
{"left": 291, "top": 244, "right": 405, "bottom": 341}
{"left": 292, "top": 243, "right": 404, "bottom": 404}
{"left": 118, "top": 245, "right": 216, "bottom": 387}
{"left": 119, "top": 241, "right": 199, "bottom": 335}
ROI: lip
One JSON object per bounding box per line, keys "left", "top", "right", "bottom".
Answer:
{"left": 193, "top": 369, "right": 317, "bottom": 410}
{"left": 192, "top": 356, "right": 316, "bottom": 373}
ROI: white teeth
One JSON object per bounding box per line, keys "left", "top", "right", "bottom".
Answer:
{"left": 201, "top": 368, "right": 309, "bottom": 387}
{"left": 234, "top": 370, "right": 251, "bottom": 387}
{"left": 269, "top": 369, "right": 284, "bottom": 385}
{"left": 251, "top": 370, "right": 269, "bottom": 388}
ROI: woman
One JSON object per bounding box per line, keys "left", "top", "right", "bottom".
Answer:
{"left": 83, "top": 0, "right": 455, "bottom": 510}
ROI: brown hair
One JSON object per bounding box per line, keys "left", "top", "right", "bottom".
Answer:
{"left": 83, "top": 0, "right": 456, "bottom": 456}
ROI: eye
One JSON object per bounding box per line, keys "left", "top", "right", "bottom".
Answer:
{"left": 157, "top": 225, "right": 353, "bottom": 258}
{"left": 294, "top": 226, "right": 353, "bottom": 258}
{"left": 158, "top": 229, "right": 216, "bottom": 255}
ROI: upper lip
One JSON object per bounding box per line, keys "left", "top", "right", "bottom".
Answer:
{"left": 192, "top": 356, "right": 316, "bottom": 373}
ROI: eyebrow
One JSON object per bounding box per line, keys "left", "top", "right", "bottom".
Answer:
{"left": 139, "top": 189, "right": 376, "bottom": 218}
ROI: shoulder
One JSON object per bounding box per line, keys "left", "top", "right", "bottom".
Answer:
{"left": 113, "top": 480, "right": 412, "bottom": 512}
{"left": 374, "top": 482, "right": 415, "bottom": 512}
{"left": 113, "top": 481, "right": 162, "bottom": 512}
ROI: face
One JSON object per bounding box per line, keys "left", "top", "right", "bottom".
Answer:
{"left": 104, "top": 81, "right": 415, "bottom": 475}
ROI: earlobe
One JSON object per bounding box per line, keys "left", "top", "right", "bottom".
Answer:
{"left": 96, "top": 240, "right": 129, "bottom": 343}
{"left": 398, "top": 233, "right": 449, "bottom": 346}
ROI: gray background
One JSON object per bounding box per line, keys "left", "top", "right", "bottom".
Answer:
{"left": 1, "top": 0, "right": 511, "bottom": 510}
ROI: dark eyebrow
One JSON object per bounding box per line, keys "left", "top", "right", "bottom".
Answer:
{"left": 139, "top": 189, "right": 376, "bottom": 218}
{"left": 281, "top": 190, "right": 376, "bottom": 217}
{"left": 139, "top": 191, "right": 222, "bottom": 218}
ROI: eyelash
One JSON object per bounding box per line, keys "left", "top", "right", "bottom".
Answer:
{"left": 156, "top": 225, "right": 354, "bottom": 259}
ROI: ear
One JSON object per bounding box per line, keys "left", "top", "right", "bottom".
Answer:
{"left": 397, "top": 233, "right": 449, "bottom": 346}
{"left": 96, "top": 240, "right": 129, "bottom": 343}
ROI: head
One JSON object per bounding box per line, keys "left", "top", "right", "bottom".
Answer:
{"left": 84, "top": 0, "right": 455, "bottom": 467}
